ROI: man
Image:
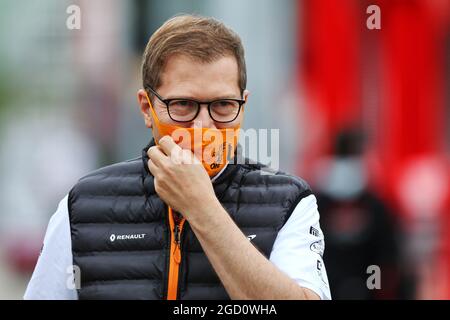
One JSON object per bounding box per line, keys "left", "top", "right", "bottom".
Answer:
{"left": 24, "top": 15, "right": 331, "bottom": 300}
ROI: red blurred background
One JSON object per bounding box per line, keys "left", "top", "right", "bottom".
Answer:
{"left": 299, "top": 0, "right": 450, "bottom": 298}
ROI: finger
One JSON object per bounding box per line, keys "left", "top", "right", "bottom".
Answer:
{"left": 147, "top": 158, "right": 158, "bottom": 176}
{"left": 158, "top": 135, "right": 181, "bottom": 157}
{"left": 147, "top": 146, "right": 168, "bottom": 167}
{"left": 181, "top": 148, "right": 201, "bottom": 165}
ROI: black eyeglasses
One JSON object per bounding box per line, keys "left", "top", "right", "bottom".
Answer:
{"left": 145, "top": 86, "right": 245, "bottom": 123}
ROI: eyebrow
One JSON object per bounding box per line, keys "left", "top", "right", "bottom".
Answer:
{"left": 164, "top": 94, "right": 242, "bottom": 101}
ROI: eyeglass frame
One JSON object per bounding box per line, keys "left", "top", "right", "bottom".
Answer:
{"left": 145, "top": 86, "right": 246, "bottom": 123}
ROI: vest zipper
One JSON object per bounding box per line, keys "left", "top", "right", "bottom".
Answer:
{"left": 167, "top": 207, "right": 185, "bottom": 300}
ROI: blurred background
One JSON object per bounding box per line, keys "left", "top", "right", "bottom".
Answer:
{"left": 0, "top": 0, "right": 449, "bottom": 299}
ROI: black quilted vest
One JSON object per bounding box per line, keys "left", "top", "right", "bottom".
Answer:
{"left": 68, "top": 141, "right": 312, "bottom": 299}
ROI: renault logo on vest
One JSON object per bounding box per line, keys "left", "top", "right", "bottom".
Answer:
{"left": 109, "top": 233, "right": 146, "bottom": 242}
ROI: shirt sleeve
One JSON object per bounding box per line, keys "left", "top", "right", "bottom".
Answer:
{"left": 269, "top": 194, "right": 332, "bottom": 300}
{"left": 23, "top": 195, "right": 78, "bottom": 300}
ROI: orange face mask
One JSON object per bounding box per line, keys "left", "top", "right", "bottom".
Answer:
{"left": 145, "top": 92, "right": 242, "bottom": 177}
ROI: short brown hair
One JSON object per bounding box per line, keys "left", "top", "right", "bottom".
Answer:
{"left": 141, "top": 14, "right": 246, "bottom": 94}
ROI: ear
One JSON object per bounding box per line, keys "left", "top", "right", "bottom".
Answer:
{"left": 242, "top": 89, "right": 250, "bottom": 109}
{"left": 137, "top": 89, "right": 152, "bottom": 128}
{"left": 233, "top": 89, "right": 249, "bottom": 125}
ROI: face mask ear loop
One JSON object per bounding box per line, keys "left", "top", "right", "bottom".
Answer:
{"left": 144, "top": 91, "right": 161, "bottom": 124}
{"left": 144, "top": 90, "right": 165, "bottom": 146}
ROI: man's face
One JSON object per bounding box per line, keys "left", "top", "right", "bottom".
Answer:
{"left": 138, "top": 54, "right": 249, "bottom": 142}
